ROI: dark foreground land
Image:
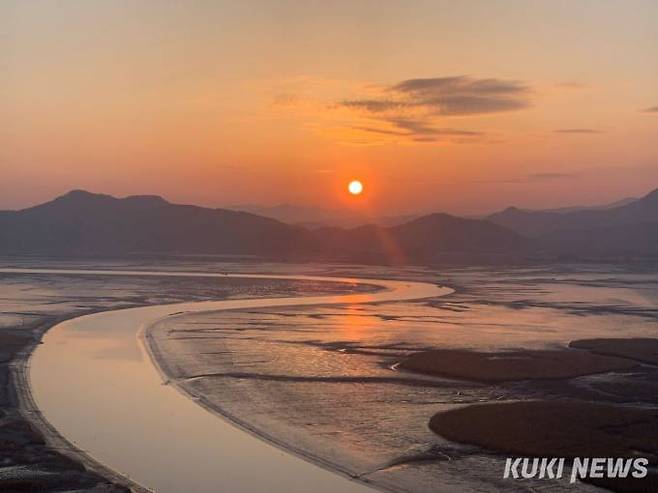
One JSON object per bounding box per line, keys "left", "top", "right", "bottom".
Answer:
{"left": 404, "top": 339, "right": 658, "bottom": 493}
{"left": 430, "top": 400, "right": 658, "bottom": 493}
{"left": 1, "top": 326, "right": 131, "bottom": 492}
{"left": 398, "top": 347, "right": 638, "bottom": 383}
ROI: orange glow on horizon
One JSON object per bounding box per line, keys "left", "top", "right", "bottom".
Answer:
{"left": 3, "top": 2, "right": 657, "bottom": 213}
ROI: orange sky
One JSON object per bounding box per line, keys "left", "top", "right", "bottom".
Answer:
{"left": 2, "top": 1, "right": 658, "bottom": 215}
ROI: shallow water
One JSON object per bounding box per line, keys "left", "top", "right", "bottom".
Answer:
{"left": 150, "top": 264, "right": 658, "bottom": 492}
{"left": 4, "top": 262, "right": 657, "bottom": 493}
{"left": 25, "top": 269, "right": 449, "bottom": 493}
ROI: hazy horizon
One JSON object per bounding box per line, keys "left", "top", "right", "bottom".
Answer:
{"left": 3, "top": 1, "right": 658, "bottom": 215}
{"left": 1, "top": 185, "right": 651, "bottom": 219}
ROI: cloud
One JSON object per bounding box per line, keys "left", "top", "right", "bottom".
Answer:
{"left": 351, "top": 119, "right": 484, "bottom": 142}
{"left": 333, "top": 75, "right": 531, "bottom": 143}
{"left": 554, "top": 128, "right": 602, "bottom": 134}
{"left": 274, "top": 74, "right": 532, "bottom": 145}
{"left": 342, "top": 76, "right": 530, "bottom": 117}
{"left": 642, "top": 106, "right": 658, "bottom": 113}
{"left": 386, "top": 118, "right": 483, "bottom": 137}
{"left": 528, "top": 172, "right": 577, "bottom": 180}
{"left": 341, "top": 100, "right": 411, "bottom": 112}
{"left": 389, "top": 76, "right": 530, "bottom": 115}
{"left": 554, "top": 81, "right": 589, "bottom": 90}
{"left": 351, "top": 125, "right": 407, "bottom": 136}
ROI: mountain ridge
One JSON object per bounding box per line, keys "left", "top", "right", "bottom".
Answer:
{"left": 1, "top": 188, "right": 657, "bottom": 262}
{"left": 0, "top": 190, "right": 524, "bottom": 262}
{"left": 489, "top": 188, "right": 658, "bottom": 237}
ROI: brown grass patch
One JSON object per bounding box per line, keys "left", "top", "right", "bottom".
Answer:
{"left": 398, "top": 348, "right": 637, "bottom": 383}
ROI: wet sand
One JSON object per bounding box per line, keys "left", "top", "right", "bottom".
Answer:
{"left": 28, "top": 269, "right": 450, "bottom": 493}
{"left": 3, "top": 261, "right": 658, "bottom": 492}
{"left": 146, "top": 265, "right": 658, "bottom": 492}
{"left": 0, "top": 265, "right": 379, "bottom": 492}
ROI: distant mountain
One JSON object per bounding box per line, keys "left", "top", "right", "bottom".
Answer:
{"left": 536, "top": 197, "right": 638, "bottom": 214}
{"left": 229, "top": 203, "right": 355, "bottom": 227}
{"left": 392, "top": 213, "right": 527, "bottom": 259}
{"left": 2, "top": 188, "right": 656, "bottom": 263}
{"left": 0, "top": 190, "right": 302, "bottom": 256}
{"left": 488, "top": 190, "right": 656, "bottom": 237}
{"left": 0, "top": 190, "right": 524, "bottom": 263}
{"left": 534, "top": 190, "right": 658, "bottom": 258}
{"left": 487, "top": 188, "right": 658, "bottom": 259}
{"left": 539, "top": 221, "right": 658, "bottom": 258}
{"left": 303, "top": 213, "right": 528, "bottom": 263}
{"left": 229, "top": 203, "right": 416, "bottom": 228}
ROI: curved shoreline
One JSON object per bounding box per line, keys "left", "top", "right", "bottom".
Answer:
{"left": 141, "top": 320, "right": 374, "bottom": 489}
{"left": 13, "top": 313, "right": 150, "bottom": 493}
{"left": 19, "top": 268, "right": 452, "bottom": 493}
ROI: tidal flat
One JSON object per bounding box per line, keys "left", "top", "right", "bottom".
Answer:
{"left": 1, "top": 259, "right": 657, "bottom": 492}
{"left": 0, "top": 259, "right": 374, "bottom": 492}
{"left": 148, "top": 263, "right": 658, "bottom": 492}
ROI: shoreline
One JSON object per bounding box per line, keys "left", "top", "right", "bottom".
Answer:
{"left": 3, "top": 267, "right": 389, "bottom": 492}
{"left": 11, "top": 310, "right": 147, "bottom": 492}
{"left": 25, "top": 269, "right": 450, "bottom": 492}
{"left": 142, "top": 309, "right": 390, "bottom": 492}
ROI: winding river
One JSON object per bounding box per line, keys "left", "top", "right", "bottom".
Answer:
{"left": 6, "top": 268, "right": 451, "bottom": 492}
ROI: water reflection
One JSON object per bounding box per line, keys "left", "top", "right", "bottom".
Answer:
{"left": 151, "top": 266, "right": 658, "bottom": 492}
{"left": 29, "top": 270, "right": 448, "bottom": 493}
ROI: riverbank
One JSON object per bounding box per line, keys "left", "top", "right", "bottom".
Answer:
{"left": 28, "top": 272, "right": 445, "bottom": 492}
{"left": 1, "top": 266, "right": 382, "bottom": 492}
{"left": 3, "top": 313, "right": 136, "bottom": 492}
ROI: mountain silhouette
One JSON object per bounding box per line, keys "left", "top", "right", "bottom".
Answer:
{"left": 0, "top": 190, "right": 524, "bottom": 262}
{"left": 1, "top": 189, "right": 656, "bottom": 262}
{"left": 489, "top": 188, "right": 658, "bottom": 258}
{"left": 0, "top": 190, "right": 302, "bottom": 256}
{"left": 300, "top": 213, "right": 527, "bottom": 263}
{"left": 489, "top": 188, "right": 658, "bottom": 237}
{"left": 229, "top": 203, "right": 417, "bottom": 228}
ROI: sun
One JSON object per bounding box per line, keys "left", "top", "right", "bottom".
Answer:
{"left": 348, "top": 180, "right": 364, "bottom": 195}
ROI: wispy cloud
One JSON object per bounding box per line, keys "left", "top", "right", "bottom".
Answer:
{"left": 468, "top": 172, "right": 577, "bottom": 185}
{"left": 388, "top": 76, "right": 530, "bottom": 115}
{"left": 335, "top": 76, "right": 531, "bottom": 142}
{"left": 554, "top": 81, "right": 589, "bottom": 90}
{"left": 528, "top": 172, "right": 577, "bottom": 180}
{"left": 641, "top": 106, "right": 658, "bottom": 113}
{"left": 340, "top": 76, "right": 530, "bottom": 118}
{"left": 554, "top": 128, "right": 602, "bottom": 134}
{"left": 274, "top": 75, "right": 532, "bottom": 145}
{"left": 341, "top": 100, "right": 410, "bottom": 112}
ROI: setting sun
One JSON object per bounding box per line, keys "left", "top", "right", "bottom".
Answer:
{"left": 348, "top": 180, "right": 364, "bottom": 195}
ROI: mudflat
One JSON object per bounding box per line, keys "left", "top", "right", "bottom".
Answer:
{"left": 4, "top": 261, "right": 658, "bottom": 492}
{"left": 398, "top": 348, "right": 637, "bottom": 383}
{"left": 430, "top": 400, "right": 658, "bottom": 493}
{"left": 569, "top": 338, "right": 658, "bottom": 365}
{"left": 430, "top": 399, "right": 658, "bottom": 458}
{"left": 423, "top": 338, "right": 658, "bottom": 492}
{"left": 1, "top": 264, "right": 373, "bottom": 492}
